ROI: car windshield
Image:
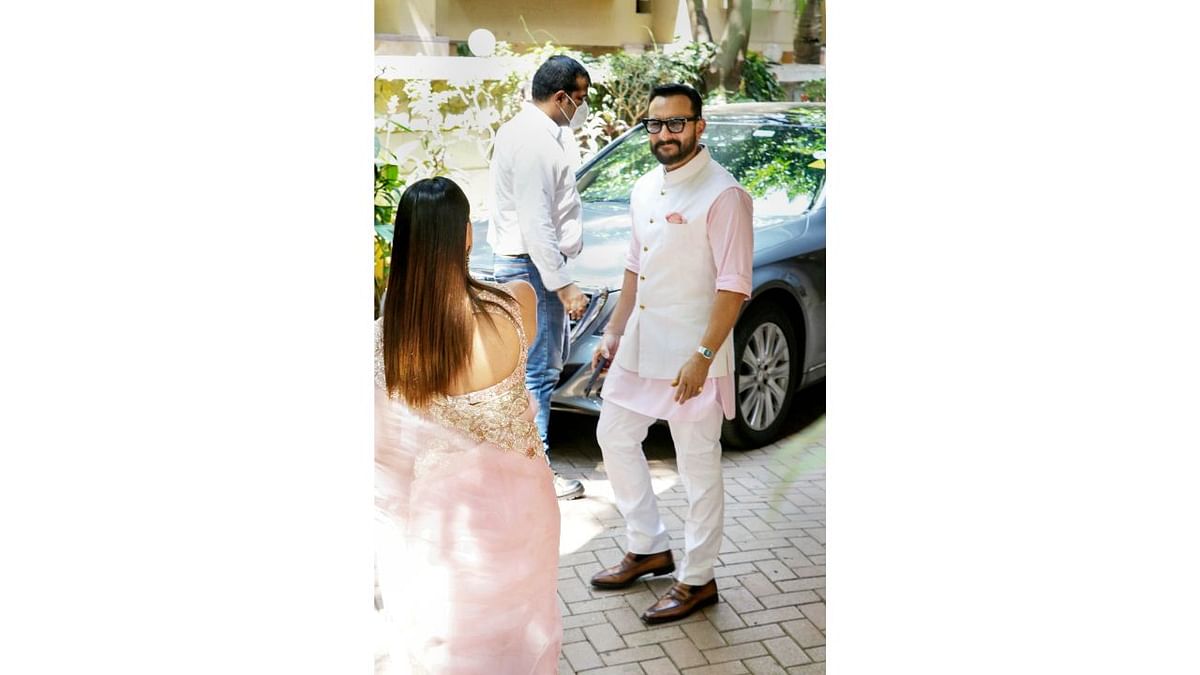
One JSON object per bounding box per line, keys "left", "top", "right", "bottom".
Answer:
{"left": 576, "top": 120, "right": 826, "bottom": 215}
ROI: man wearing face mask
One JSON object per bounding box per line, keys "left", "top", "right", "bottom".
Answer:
{"left": 489, "top": 55, "right": 592, "bottom": 500}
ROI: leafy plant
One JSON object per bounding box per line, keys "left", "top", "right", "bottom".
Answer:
{"left": 740, "top": 50, "right": 785, "bottom": 102}
{"left": 586, "top": 41, "right": 717, "bottom": 150}
{"left": 704, "top": 50, "right": 784, "bottom": 104}
{"left": 374, "top": 135, "right": 406, "bottom": 317}
{"left": 800, "top": 78, "right": 826, "bottom": 102}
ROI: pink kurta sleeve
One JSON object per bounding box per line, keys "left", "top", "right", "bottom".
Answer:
{"left": 624, "top": 216, "right": 641, "bottom": 274}
{"left": 707, "top": 186, "right": 754, "bottom": 298}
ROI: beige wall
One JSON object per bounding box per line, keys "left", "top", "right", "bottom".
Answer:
{"left": 435, "top": 0, "right": 657, "bottom": 47}
{"left": 376, "top": 0, "right": 452, "bottom": 55}
{"left": 375, "top": 0, "right": 803, "bottom": 59}
{"left": 376, "top": 0, "right": 436, "bottom": 36}
{"left": 750, "top": 8, "right": 796, "bottom": 45}
{"left": 651, "top": 0, "right": 691, "bottom": 44}
{"left": 704, "top": 1, "right": 795, "bottom": 42}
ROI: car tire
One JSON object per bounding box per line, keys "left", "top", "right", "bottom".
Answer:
{"left": 722, "top": 301, "right": 800, "bottom": 449}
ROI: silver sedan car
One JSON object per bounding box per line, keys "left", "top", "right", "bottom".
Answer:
{"left": 470, "top": 102, "right": 826, "bottom": 448}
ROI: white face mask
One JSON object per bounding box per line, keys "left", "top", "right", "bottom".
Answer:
{"left": 557, "top": 94, "right": 589, "bottom": 129}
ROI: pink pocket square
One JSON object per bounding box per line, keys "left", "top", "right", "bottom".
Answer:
{"left": 665, "top": 212, "right": 687, "bottom": 224}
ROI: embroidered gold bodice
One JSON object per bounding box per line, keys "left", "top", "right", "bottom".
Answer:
{"left": 375, "top": 287, "right": 543, "bottom": 462}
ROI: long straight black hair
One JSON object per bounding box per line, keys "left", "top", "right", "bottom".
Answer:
{"left": 381, "top": 176, "right": 515, "bottom": 408}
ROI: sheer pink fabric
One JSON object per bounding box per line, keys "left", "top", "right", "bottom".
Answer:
{"left": 375, "top": 372, "right": 561, "bottom": 674}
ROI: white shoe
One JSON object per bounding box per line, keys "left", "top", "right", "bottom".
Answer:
{"left": 553, "top": 472, "right": 585, "bottom": 500}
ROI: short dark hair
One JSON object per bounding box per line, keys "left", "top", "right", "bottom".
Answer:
{"left": 531, "top": 55, "right": 591, "bottom": 101}
{"left": 648, "top": 82, "right": 703, "bottom": 118}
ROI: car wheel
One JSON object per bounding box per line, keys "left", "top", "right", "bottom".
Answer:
{"left": 722, "top": 302, "right": 799, "bottom": 449}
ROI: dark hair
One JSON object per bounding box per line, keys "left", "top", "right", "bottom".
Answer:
{"left": 531, "top": 55, "right": 591, "bottom": 101}
{"left": 648, "top": 82, "right": 703, "bottom": 118}
{"left": 381, "top": 176, "right": 515, "bottom": 408}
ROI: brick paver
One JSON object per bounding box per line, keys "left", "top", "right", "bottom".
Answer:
{"left": 374, "top": 407, "right": 825, "bottom": 674}
{"left": 551, "top": 412, "right": 826, "bottom": 674}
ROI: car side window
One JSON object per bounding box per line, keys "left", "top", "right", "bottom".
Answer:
{"left": 577, "top": 122, "right": 826, "bottom": 215}
{"left": 576, "top": 129, "right": 656, "bottom": 203}
{"left": 704, "top": 124, "right": 826, "bottom": 216}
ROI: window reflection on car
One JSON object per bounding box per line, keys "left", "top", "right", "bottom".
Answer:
{"left": 576, "top": 119, "right": 826, "bottom": 218}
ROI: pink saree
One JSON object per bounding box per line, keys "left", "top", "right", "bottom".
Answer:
{"left": 374, "top": 301, "right": 561, "bottom": 674}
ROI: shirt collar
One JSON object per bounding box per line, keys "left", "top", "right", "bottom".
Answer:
{"left": 522, "top": 101, "right": 565, "bottom": 140}
{"left": 660, "top": 145, "right": 711, "bottom": 187}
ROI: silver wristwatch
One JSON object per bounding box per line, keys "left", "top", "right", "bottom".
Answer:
{"left": 697, "top": 345, "right": 714, "bottom": 360}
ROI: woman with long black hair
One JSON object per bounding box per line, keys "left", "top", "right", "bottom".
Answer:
{"left": 374, "top": 177, "right": 561, "bottom": 673}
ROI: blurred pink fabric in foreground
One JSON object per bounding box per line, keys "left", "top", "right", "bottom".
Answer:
{"left": 374, "top": 313, "right": 562, "bottom": 674}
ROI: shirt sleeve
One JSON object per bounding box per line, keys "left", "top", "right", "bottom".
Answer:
{"left": 513, "top": 143, "right": 573, "bottom": 291}
{"left": 624, "top": 214, "right": 641, "bottom": 274}
{"left": 707, "top": 186, "right": 754, "bottom": 298}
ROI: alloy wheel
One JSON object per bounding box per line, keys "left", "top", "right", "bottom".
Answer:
{"left": 737, "top": 322, "right": 791, "bottom": 431}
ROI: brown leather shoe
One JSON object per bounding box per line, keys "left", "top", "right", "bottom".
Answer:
{"left": 641, "top": 580, "right": 719, "bottom": 624}
{"left": 590, "top": 551, "right": 675, "bottom": 589}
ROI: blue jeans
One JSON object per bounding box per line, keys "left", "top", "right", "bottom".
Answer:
{"left": 492, "top": 255, "right": 569, "bottom": 457}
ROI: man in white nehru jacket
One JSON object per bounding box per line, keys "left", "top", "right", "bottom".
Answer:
{"left": 589, "top": 83, "right": 753, "bottom": 624}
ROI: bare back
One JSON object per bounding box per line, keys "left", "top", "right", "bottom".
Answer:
{"left": 445, "top": 281, "right": 538, "bottom": 396}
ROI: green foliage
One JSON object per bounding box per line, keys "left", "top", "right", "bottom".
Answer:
{"left": 703, "top": 50, "right": 785, "bottom": 104}
{"left": 374, "top": 136, "right": 406, "bottom": 317}
{"left": 586, "top": 42, "right": 717, "bottom": 150}
{"left": 733, "top": 127, "right": 826, "bottom": 203}
{"left": 800, "top": 78, "right": 826, "bottom": 102}
{"left": 740, "top": 51, "right": 786, "bottom": 102}
{"left": 374, "top": 235, "right": 391, "bottom": 319}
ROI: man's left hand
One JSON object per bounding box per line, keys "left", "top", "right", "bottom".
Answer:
{"left": 671, "top": 354, "right": 712, "bottom": 404}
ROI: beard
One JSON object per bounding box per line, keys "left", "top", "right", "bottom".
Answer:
{"left": 652, "top": 135, "right": 697, "bottom": 165}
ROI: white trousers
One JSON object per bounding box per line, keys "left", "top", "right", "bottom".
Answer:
{"left": 596, "top": 400, "right": 725, "bottom": 586}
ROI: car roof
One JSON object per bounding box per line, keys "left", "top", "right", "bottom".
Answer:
{"left": 702, "top": 102, "right": 825, "bottom": 128}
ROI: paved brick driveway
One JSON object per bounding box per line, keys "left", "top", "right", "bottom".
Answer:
{"left": 549, "top": 404, "right": 826, "bottom": 675}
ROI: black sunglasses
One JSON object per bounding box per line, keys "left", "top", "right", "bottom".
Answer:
{"left": 641, "top": 116, "right": 701, "bottom": 134}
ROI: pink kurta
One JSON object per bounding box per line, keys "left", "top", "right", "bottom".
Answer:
{"left": 600, "top": 186, "right": 754, "bottom": 422}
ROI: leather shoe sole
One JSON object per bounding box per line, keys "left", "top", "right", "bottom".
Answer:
{"left": 590, "top": 552, "right": 676, "bottom": 589}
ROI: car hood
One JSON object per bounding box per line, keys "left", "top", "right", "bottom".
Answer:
{"left": 469, "top": 202, "right": 821, "bottom": 291}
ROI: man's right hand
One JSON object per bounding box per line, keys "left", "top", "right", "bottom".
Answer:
{"left": 557, "top": 283, "right": 588, "bottom": 321}
{"left": 592, "top": 332, "right": 621, "bottom": 370}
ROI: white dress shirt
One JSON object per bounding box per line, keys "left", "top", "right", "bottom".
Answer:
{"left": 487, "top": 102, "right": 584, "bottom": 291}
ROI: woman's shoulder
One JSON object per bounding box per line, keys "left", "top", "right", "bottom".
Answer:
{"left": 497, "top": 281, "right": 536, "bottom": 327}
{"left": 476, "top": 280, "right": 531, "bottom": 311}
{"left": 475, "top": 281, "right": 536, "bottom": 345}
{"left": 500, "top": 279, "right": 535, "bottom": 305}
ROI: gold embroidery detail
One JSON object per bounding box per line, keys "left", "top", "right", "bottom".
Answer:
{"left": 375, "top": 286, "right": 543, "bottom": 468}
